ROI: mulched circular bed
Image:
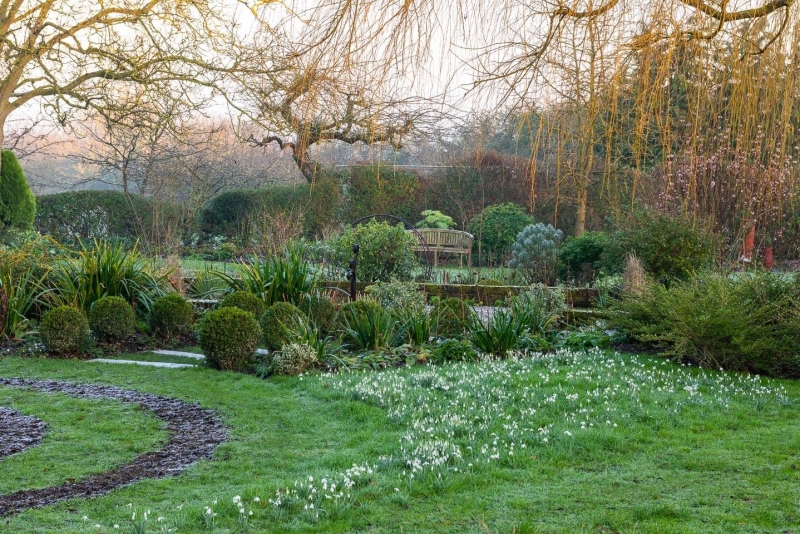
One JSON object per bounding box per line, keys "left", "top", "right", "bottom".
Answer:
{"left": 0, "top": 407, "right": 47, "bottom": 460}
{"left": 0, "top": 378, "right": 228, "bottom": 517}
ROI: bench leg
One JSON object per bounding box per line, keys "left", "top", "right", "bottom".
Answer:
{"left": 434, "top": 250, "right": 438, "bottom": 268}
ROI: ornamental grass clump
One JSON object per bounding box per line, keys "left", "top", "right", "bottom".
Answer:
{"left": 88, "top": 296, "right": 135, "bottom": 342}
{"left": 149, "top": 293, "right": 194, "bottom": 340}
{"left": 39, "top": 305, "right": 92, "bottom": 356}
{"left": 260, "top": 302, "right": 307, "bottom": 351}
{"left": 340, "top": 302, "right": 396, "bottom": 351}
{"left": 432, "top": 298, "right": 470, "bottom": 338}
{"left": 47, "top": 238, "right": 165, "bottom": 313}
{"left": 219, "top": 290, "right": 266, "bottom": 319}
{"left": 199, "top": 307, "right": 262, "bottom": 371}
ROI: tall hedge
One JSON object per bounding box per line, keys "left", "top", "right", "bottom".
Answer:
{"left": 345, "top": 165, "right": 418, "bottom": 222}
{"left": 35, "top": 190, "right": 156, "bottom": 246}
{"left": 0, "top": 150, "right": 36, "bottom": 232}
{"left": 199, "top": 177, "right": 342, "bottom": 240}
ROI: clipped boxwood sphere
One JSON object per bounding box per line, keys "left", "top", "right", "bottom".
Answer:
{"left": 299, "top": 294, "right": 336, "bottom": 334}
{"left": 40, "top": 306, "right": 91, "bottom": 356}
{"left": 260, "top": 302, "right": 307, "bottom": 351}
{"left": 198, "top": 307, "right": 262, "bottom": 371}
{"left": 150, "top": 293, "right": 194, "bottom": 339}
{"left": 88, "top": 296, "right": 135, "bottom": 342}
{"left": 219, "top": 290, "right": 266, "bottom": 319}
{"left": 336, "top": 299, "right": 381, "bottom": 330}
{"left": 432, "top": 298, "right": 470, "bottom": 338}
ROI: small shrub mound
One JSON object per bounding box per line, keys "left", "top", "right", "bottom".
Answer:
{"left": 432, "top": 298, "right": 470, "bottom": 338}
{"left": 271, "top": 342, "right": 318, "bottom": 376}
{"left": 150, "top": 293, "right": 194, "bottom": 340}
{"left": 508, "top": 222, "right": 564, "bottom": 285}
{"left": 88, "top": 296, "right": 135, "bottom": 342}
{"left": 199, "top": 307, "right": 262, "bottom": 371}
{"left": 261, "top": 302, "right": 307, "bottom": 351}
{"left": 39, "top": 306, "right": 91, "bottom": 356}
{"left": 299, "top": 294, "right": 336, "bottom": 334}
{"left": 219, "top": 290, "right": 266, "bottom": 319}
{"left": 429, "top": 338, "right": 479, "bottom": 364}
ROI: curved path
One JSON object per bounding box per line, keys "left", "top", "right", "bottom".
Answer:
{"left": 0, "top": 378, "right": 228, "bottom": 516}
{"left": 0, "top": 407, "right": 47, "bottom": 460}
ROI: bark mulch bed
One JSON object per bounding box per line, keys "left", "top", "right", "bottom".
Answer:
{"left": 0, "top": 378, "right": 228, "bottom": 517}
{"left": 0, "top": 407, "right": 47, "bottom": 460}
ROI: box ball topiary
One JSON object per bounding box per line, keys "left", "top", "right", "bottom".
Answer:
{"left": 271, "top": 342, "right": 318, "bottom": 376}
{"left": 219, "top": 290, "right": 266, "bottom": 319}
{"left": 432, "top": 297, "right": 470, "bottom": 338}
{"left": 39, "top": 306, "right": 91, "bottom": 356}
{"left": 88, "top": 296, "right": 135, "bottom": 342}
{"left": 150, "top": 293, "right": 194, "bottom": 339}
{"left": 260, "top": 301, "right": 307, "bottom": 351}
{"left": 299, "top": 294, "right": 336, "bottom": 334}
{"left": 336, "top": 299, "right": 382, "bottom": 330}
{"left": 198, "top": 307, "right": 262, "bottom": 371}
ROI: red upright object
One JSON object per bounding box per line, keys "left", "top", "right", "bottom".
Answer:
{"left": 743, "top": 226, "right": 755, "bottom": 260}
{"left": 763, "top": 247, "right": 774, "bottom": 271}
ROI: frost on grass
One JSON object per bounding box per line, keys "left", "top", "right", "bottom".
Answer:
{"left": 322, "top": 348, "right": 788, "bottom": 479}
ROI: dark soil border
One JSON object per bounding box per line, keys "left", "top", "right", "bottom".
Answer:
{"left": 0, "top": 407, "right": 47, "bottom": 460}
{"left": 0, "top": 378, "right": 227, "bottom": 517}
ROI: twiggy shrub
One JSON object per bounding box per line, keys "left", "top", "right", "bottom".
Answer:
{"left": 88, "top": 296, "right": 135, "bottom": 342}
{"left": 199, "top": 307, "right": 261, "bottom": 371}
{"left": 150, "top": 293, "right": 194, "bottom": 340}
{"left": 39, "top": 306, "right": 91, "bottom": 356}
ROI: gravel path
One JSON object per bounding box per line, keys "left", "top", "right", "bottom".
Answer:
{"left": 0, "top": 378, "right": 228, "bottom": 517}
{"left": 0, "top": 407, "right": 47, "bottom": 460}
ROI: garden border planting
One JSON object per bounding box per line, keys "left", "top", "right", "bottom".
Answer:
{"left": 0, "top": 378, "right": 227, "bottom": 517}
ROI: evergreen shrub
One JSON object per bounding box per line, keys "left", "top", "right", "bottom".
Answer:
{"left": 328, "top": 221, "right": 418, "bottom": 282}
{"left": 219, "top": 290, "right": 266, "bottom": 319}
{"left": 260, "top": 302, "right": 307, "bottom": 351}
{"left": 469, "top": 203, "right": 533, "bottom": 265}
{"left": 271, "top": 342, "right": 318, "bottom": 376}
{"left": 199, "top": 307, "right": 262, "bottom": 371}
{"left": 0, "top": 150, "right": 36, "bottom": 233}
{"left": 299, "top": 294, "right": 336, "bottom": 334}
{"left": 39, "top": 306, "right": 91, "bottom": 356}
{"left": 88, "top": 296, "right": 135, "bottom": 342}
{"left": 150, "top": 293, "right": 194, "bottom": 339}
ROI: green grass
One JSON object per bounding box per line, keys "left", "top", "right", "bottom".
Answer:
{"left": 0, "top": 350, "right": 798, "bottom": 533}
{"left": 0, "top": 388, "right": 168, "bottom": 495}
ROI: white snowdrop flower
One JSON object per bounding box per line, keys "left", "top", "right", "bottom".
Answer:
{"left": 253, "top": 497, "right": 261, "bottom": 503}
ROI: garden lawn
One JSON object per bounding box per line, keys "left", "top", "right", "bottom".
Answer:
{"left": 0, "top": 349, "right": 798, "bottom": 533}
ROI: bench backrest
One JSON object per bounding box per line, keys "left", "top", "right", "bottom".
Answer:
{"left": 408, "top": 228, "right": 474, "bottom": 249}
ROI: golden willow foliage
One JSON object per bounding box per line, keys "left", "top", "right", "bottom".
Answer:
{"left": 445, "top": 1, "right": 800, "bottom": 251}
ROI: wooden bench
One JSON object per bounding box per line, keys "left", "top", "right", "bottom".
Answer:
{"left": 407, "top": 228, "right": 474, "bottom": 268}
